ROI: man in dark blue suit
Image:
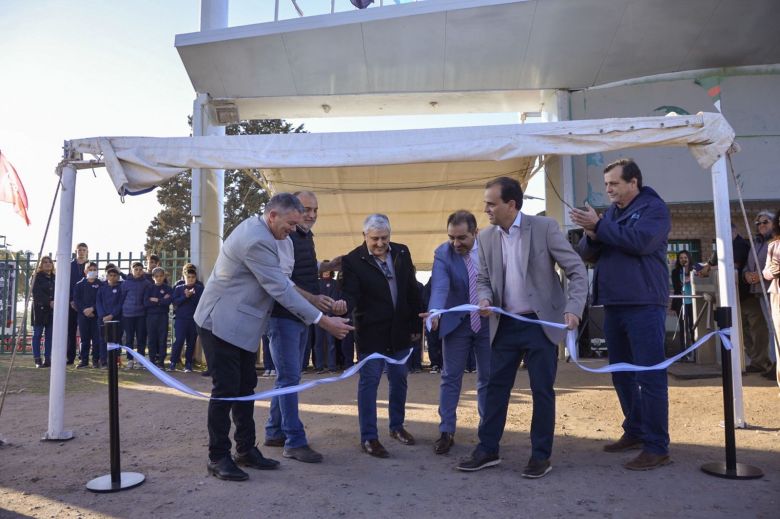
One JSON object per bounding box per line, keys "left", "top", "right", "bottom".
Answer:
{"left": 425, "top": 210, "right": 490, "bottom": 455}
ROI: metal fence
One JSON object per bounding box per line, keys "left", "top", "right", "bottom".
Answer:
{"left": 0, "top": 250, "right": 191, "bottom": 355}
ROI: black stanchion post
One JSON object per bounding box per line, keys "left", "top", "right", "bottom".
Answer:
{"left": 86, "top": 321, "right": 145, "bottom": 492}
{"left": 701, "top": 307, "right": 763, "bottom": 480}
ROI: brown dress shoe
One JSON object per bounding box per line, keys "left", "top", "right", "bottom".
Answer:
{"left": 433, "top": 432, "right": 454, "bottom": 455}
{"left": 389, "top": 428, "right": 416, "bottom": 445}
{"left": 361, "top": 439, "right": 389, "bottom": 458}
{"left": 603, "top": 435, "right": 643, "bottom": 453}
{"left": 624, "top": 451, "right": 671, "bottom": 471}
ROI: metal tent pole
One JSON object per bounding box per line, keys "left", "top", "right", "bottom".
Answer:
{"left": 43, "top": 164, "right": 76, "bottom": 441}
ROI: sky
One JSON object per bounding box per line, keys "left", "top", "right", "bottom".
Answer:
{"left": 0, "top": 0, "right": 544, "bottom": 257}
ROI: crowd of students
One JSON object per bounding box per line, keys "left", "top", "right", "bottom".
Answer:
{"left": 30, "top": 244, "right": 204, "bottom": 372}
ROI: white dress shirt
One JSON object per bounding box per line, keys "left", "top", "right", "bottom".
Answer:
{"left": 501, "top": 211, "right": 534, "bottom": 314}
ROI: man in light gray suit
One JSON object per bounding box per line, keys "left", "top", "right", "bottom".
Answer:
{"left": 457, "top": 177, "right": 587, "bottom": 479}
{"left": 195, "top": 193, "right": 353, "bottom": 482}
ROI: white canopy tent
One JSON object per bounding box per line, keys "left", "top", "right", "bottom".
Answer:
{"left": 46, "top": 113, "right": 743, "bottom": 440}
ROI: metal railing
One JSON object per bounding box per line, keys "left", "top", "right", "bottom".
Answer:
{"left": 273, "top": 0, "right": 423, "bottom": 22}
{"left": 0, "top": 250, "right": 191, "bottom": 355}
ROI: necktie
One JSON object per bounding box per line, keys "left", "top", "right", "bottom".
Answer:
{"left": 463, "top": 253, "right": 481, "bottom": 333}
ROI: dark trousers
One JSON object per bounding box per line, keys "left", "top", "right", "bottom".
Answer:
{"left": 199, "top": 326, "right": 258, "bottom": 461}
{"left": 339, "top": 331, "right": 355, "bottom": 368}
{"left": 604, "top": 305, "right": 669, "bottom": 455}
{"left": 426, "top": 331, "right": 443, "bottom": 368}
{"left": 407, "top": 339, "right": 423, "bottom": 371}
{"left": 67, "top": 307, "right": 78, "bottom": 363}
{"left": 77, "top": 314, "right": 99, "bottom": 363}
{"left": 171, "top": 318, "right": 197, "bottom": 368}
{"left": 478, "top": 316, "right": 558, "bottom": 461}
{"left": 122, "top": 315, "right": 146, "bottom": 358}
{"left": 146, "top": 313, "right": 168, "bottom": 364}
{"left": 261, "top": 335, "right": 274, "bottom": 371}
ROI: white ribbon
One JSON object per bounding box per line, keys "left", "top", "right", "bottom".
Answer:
{"left": 426, "top": 304, "right": 732, "bottom": 373}
{"left": 107, "top": 343, "right": 411, "bottom": 401}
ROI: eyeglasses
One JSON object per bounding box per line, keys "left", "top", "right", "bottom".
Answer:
{"left": 377, "top": 259, "right": 393, "bottom": 280}
{"left": 755, "top": 220, "right": 771, "bottom": 226}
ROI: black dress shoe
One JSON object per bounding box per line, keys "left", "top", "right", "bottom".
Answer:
{"left": 389, "top": 427, "right": 415, "bottom": 445}
{"left": 207, "top": 456, "right": 249, "bottom": 481}
{"left": 361, "top": 439, "right": 389, "bottom": 458}
{"left": 456, "top": 449, "right": 500, "bottom": 472}
{"left": 234, "top": 447, "right": 280, "bottom": 470}
{"left": 433, "top": 432, "right": 454, "bottom": 455}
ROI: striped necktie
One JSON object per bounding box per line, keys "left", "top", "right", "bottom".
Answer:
{"left": 463, "top": 253, "right": 481, "bottom": 333}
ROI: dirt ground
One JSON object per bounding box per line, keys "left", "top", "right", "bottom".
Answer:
{"left": 0, "top": 356, "right": 778, "bottom": 519}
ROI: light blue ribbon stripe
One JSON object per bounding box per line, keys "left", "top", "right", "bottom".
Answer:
{"left": 107, "top": 343, "right": 411, "bottom": 402}
{"left": 426, "top": 304, "right": 732, "bottom": 374}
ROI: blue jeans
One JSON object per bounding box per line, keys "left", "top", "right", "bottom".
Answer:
{"left": 146, "top": 313, "right": 168, "bottom": 364}
{"left": 265, "top": 317, "right": 310, "bottom": 448}
{"left": 171, "top": 318, "right": 197, "bottom": 368}
{"left": 32, "top": 322, "right": 52, "bottom": 360}
{"left": 604, "top": 305, "right": 669, "bottom": 455}
{"left": 77, "top": 314, "right": 100, "bottom": 363}
{"left": 478, "top": 316, "right": 557, "bottom": 461}
{"left": 439, "top": 319, "right": 490, "bottom": 434}
{"left": 314, "top": 325, "right": 336, "bottom": 370}
{"left": 261, "top": 335, "right": 274, "bottom": 371}
{"left": 357, "top": 350, "right": 409, "bottom": 442}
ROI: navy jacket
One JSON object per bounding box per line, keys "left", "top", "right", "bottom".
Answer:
{"left": 272, "top": 227, "right": 320, "bottom": 321}
{"left": 97, "top": 282, "right": 123, "bottom": 320}
{"left": 73, "top": 278, "right": 102, "bottom": 314}
{"left": 32, "top": 272, "right": 55, "bottom": 326}
{"left": 577, "top": 186, "right": 671, "bottom": 307}
{"left": 121, "top": 275, "right": 152, "bottom": 317}
{"left": 69, "top": 259, "right": 88, "bottom": 301}
{"left": 172, "top": 283, "right": 203, "bottom": 320}
{"left": 144, "top": 283, "right": 173, "bottom": 315}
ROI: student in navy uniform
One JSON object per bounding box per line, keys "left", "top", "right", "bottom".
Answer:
{"left": 97, "top": 267, "right": 123, "bottom": 368}
{"left": 73, "top": 262, "right": 102, "bottom": 368}
{"left": 67, "top": 242, "right": 89, "bottom": 365}
{"left": 170, "top": 268, "right": 203, "bottom": 372}
{"left": 31, "top": 256, "right": 56, "bottom": 368}
{"left": 104, "top": 263, "right": 127, "bottom": 281}
{"left": 144, "top": 267, "right": 173, "bottom": 368}
{"left": 121, "top": 261, "right": 151, "bottom": 369}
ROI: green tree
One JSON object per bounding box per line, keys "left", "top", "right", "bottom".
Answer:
{"left": 145, "top": 119, "right": 306, "bottom": 253}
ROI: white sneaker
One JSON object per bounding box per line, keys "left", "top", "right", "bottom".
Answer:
{"left": 126, "top": 359, "right": 135, "bottom": 370}
{"left": 269, "top": 369, "right": 277, "bottom": 377}
{"left": 262, "top": 370, "right": 271, "bottom": 377}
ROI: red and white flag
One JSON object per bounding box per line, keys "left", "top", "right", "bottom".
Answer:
{"left": 0, "top": 150, "right": 31, "bottom": 225}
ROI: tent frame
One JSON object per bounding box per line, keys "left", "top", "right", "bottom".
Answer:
{"left": 43, "top": 120, "right": 745, "bottom": 441}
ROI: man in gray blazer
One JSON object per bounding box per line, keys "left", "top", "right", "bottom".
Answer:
{"left": 457, "top": 177, "right": 587, "bottom": 479}
{"left": 195, "top": 193, "right": 353, "bottom": 482}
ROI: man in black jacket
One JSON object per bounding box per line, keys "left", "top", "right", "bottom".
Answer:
{"left": 341, "top": 214, "right": 423, "bottom": 458}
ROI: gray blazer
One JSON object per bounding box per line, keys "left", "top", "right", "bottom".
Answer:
{"left": 194, "top": 215, "right": 321, "bottom": 353}
{"left": 477, "top": 213, "right": 588, "bottom": 345}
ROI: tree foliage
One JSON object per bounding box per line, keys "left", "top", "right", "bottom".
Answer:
{"left": 145, "top": 119, "right": 305, "bottom": 253}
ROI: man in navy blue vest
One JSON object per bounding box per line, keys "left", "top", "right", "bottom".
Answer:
{"left": 263, "top": 191, "right": 346, "bottom": 464}
{"left": 424, "top": 210, "right": 490, "bottom": 455}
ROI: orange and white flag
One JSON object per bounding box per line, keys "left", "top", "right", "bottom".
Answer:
{"left": 0, "top": 150, "right": 31, "bottom": 225}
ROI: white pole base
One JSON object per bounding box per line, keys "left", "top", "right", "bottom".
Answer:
{"left": 41, "top": 430, "right": 75, "bottom": 441}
